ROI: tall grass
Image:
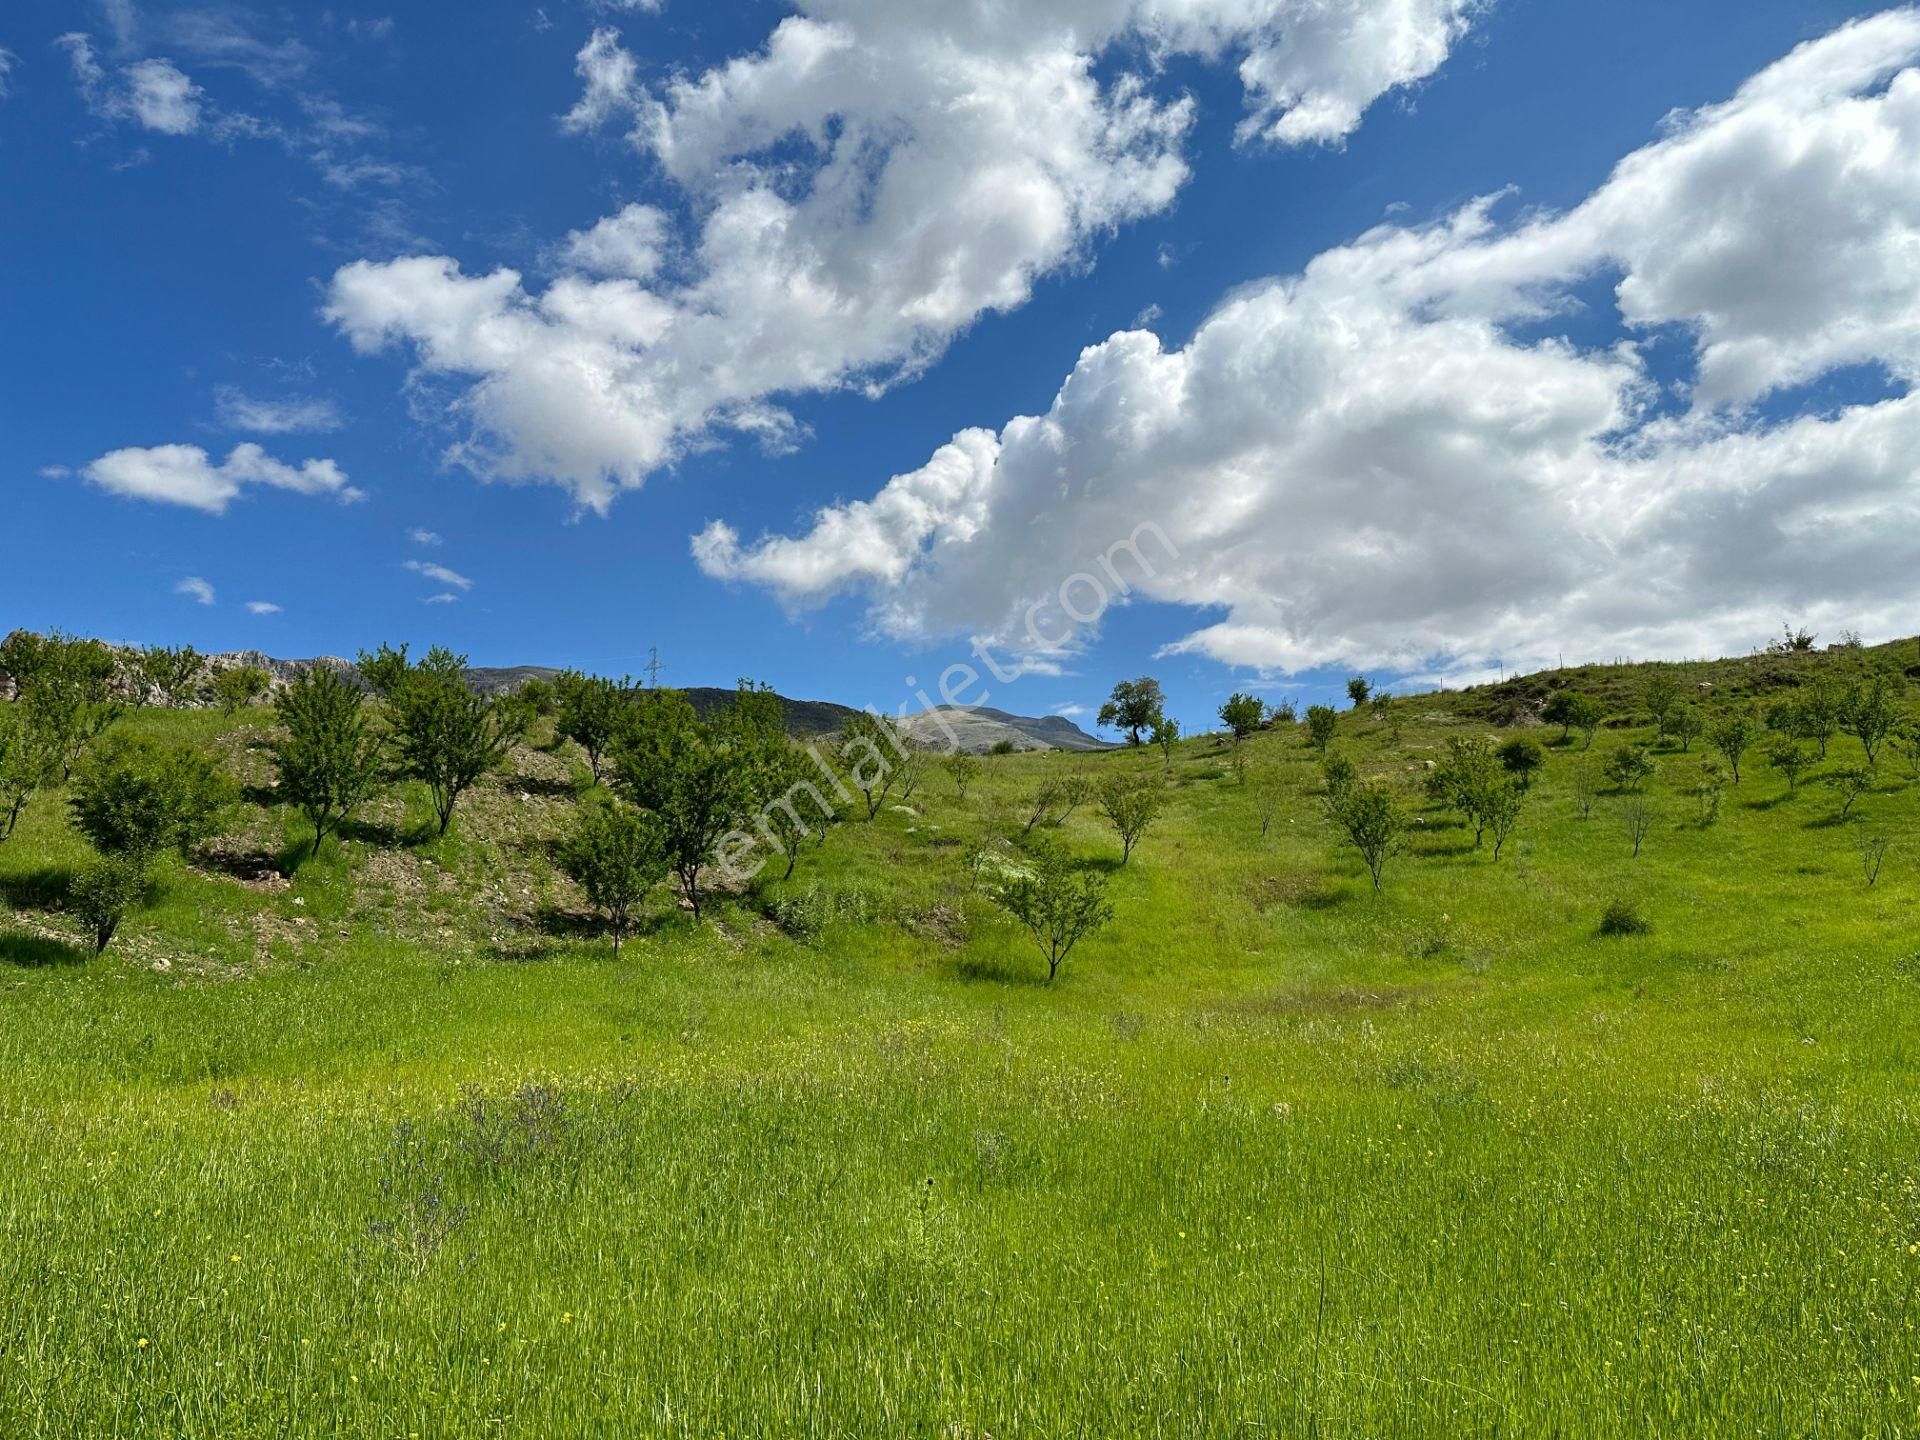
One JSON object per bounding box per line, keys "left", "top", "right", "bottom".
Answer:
{"left": 2, "top": 693, "right": 1918, "bottom": 1435}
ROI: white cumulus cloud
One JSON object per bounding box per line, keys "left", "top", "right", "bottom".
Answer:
{"left": 327, "top": 0, "right": 1479, "bottom": 512}
{"left": 694, "top": 11, "right": 1920, "bottom": 681}
{"left": 245, "top": 601, "right": 283, "bottom": 615}
{"left": 80, "top": 442, "right": 363, "bottom": 513}
{"left": 175, "top": 576, "right": 215, "bottom": 605}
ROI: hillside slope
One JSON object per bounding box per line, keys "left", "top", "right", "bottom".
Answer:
{"left": 1408, "top": 635, "right": 1920, "bottom": 727}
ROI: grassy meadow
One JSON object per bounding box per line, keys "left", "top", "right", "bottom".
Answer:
{"left": 5, "top": 648, "right": 1920, "bottom": 1436}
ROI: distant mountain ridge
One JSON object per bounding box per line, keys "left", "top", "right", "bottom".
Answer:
{"left": 896, "top": 704, "right": 1117, "bottom": 754}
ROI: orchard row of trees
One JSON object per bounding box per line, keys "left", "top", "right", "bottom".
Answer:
{"left": 1, "top": 635, "right": 1160, "bottom": 975}
{"left": 1308, "top": 664, "right": 1916, "bottom": 894}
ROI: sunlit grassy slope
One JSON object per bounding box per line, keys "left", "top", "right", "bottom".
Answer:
{"left": 4, "top": 646, "right": 1920, "bottom": 1437}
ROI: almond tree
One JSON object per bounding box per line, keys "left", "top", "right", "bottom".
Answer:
{"left": 943, "top": 751, "right": 980, "bottom": 799}
{"left": 386, "top": 647, "right": 529, "bottom": 836}
{"left": 1327, "top": 778, "right": 1402, "bottom": 892}
{"left": 1151, "top": 716, "right": 1180, "bottom": 772}
{"left": 1708, "top": 708, "right": 1760, "bottom": 783}
{"left": 555, "top": 669, "right": 632, "bottom": 784}
{"left": 1840, "top": 676, "right": 1897, "bottom": 766}
{"left": 839, "top": 711, "right": 909, "bottom": 819}
{"left": 994, "top": 838, "right": 1113, "bottom": 983}
{"left": 612, "top": 683, "right": 772, "bottom": 918}
{"left": 272, "top": 663, "right": 386, "bottom": 855}
{"left": 558, "top": 795, "right": 668, "bottom": 955}
{"left": 1097, "top": 773, "right": 1164, "bottom": 864}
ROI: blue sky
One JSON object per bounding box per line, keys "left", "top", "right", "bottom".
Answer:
{"left": 2, "top": 0, "right": 1914, "bottom": 735}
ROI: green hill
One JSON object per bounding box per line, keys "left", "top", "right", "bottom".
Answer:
{"left": 2, "top": 639, "right": 1917, "bottom": 1435}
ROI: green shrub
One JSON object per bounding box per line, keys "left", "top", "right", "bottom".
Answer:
{"left": 70, "top": 856, "right": 148, "bottom": 955}
{"left": 68, "top": 733, "right": 232, "bottom": 862}
{"left": 1597, "top": 899, "right": 1650, "bottom": 937}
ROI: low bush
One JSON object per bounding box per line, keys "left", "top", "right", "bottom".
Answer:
{"left": 1598, "top": 898, "right": 1651, "bottom": 937}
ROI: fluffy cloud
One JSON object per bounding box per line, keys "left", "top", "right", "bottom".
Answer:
{"left": 327, "top": 0, "right": 1478, "bottom": 511}
{"left": 214, "top": 387, "right": 344, "bottom": 434}
{"left": 695, "top": 12, "right": 1920, "bottom": 679}
{"left": 407, "top": 527, "right": 443, "bottom": 546}
{"left": 81, "top": 442, "right": 363, "bottom": 513}
{"left": 0, "top": 48, "right": 17, "bottom": 100}
{"left": 245, "top": 600, "right": 283, "bottom": 615}
{"left": 175, "top": 577, "right": 215, "bottom": 605}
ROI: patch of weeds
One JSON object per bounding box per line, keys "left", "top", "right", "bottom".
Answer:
{"left": 362, "top": 1120, "right": 472, "bottom": 1279}
{"left": 458, "top": 1082, "right": 576, "bottom": 1177}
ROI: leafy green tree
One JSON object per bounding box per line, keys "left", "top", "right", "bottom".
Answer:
{"left": 750, "top": 739, "right": 830, "bottom": 881}
{"left": 838, "top": 711, "right": 909, "bottom": 819}
{"left": 213, "top": 665, "right": 271, "bottom": 716}
{"left": 1604, "top": 743, "right": 1656, "bottom": 793}
{"left": 558, "top": 795, "right": 668, "bottom": 955}
{"left": 1096, "top": 677, "right": 1165, "bottom": 746}
{"left": 1639, "top": 667, "right": 1683, "bottom": 741}
{"left": 1764, "top": 736, "right": 1813, "bottom": 793}
{"left": 1824, "top": 765, "right": 1873, "bottom": 819}
{"left": 1219, "top": 693, "right": 1266, "bottom": 740}
{"left": 1840, "top": 676, "right": 1898, "bottom": 766}
{"left": 1096, "top": 773, "right": 1164, "bottom": 864}
{"left": 3, "top": 630, "right": 123, "bottom": 779}
{"left": 993, "top": 837, "right": 1113, "bottom": 982}
{"left": 554, "top": 669, "right": 631, "bottom": 784}
{"left": 944, "top": 750, "right": 981, "bottom": 799}
{"left": 1327, "top": 778, "right": 1402, "bottom": 893}
{"left": 1797, "top": 674, "right": 1841, "bottom": 757}
{"left": 1542, "top": 690, "right": 1605, "bottom": 747}
{"left": 1428, "top": 736, "right": 1505, "bottom": 844}
{"left": 1322, "top": 752, "right": 1358, "bottom": 809}
{"left": 0, "top": 702, "right": 60, "bottom": 845}
{"left": 70, "top": 856, "right": 148, "bottom": 956}
{"left": 1707, "top": 708, "right": 1761, "bottom": 784}
{"left": 385, "top": 647, "right": 529, "bottom": 836}
{"left": 1485, "top": 778, "right": 1525, "bottom": 861}
{"left": 1669, "top": 703, "right": 1705, "bottom": 753}
{"left": 271, "top": 664, "right": 386, "bottom": 855}
{"left": 355, "top": 642, "right": 412, "bottom": 699}
{"left": 612, "top": 685, "right": 758, "bottom": 918}
{"left": 1345, "top": 675, "right": 1372, "bottom": 710}
{"left": 517, "top": 676, "right": 556, "bottom": 718}
{"left": 1305, "top": 705, "right": 1338, "bottom": 752}
{"left": 1497, "top": 736, "right": 1546, "bottom": 788}
{"left": 138, "top": 644, "right": 203, "bottom": 708}
{"left": 1151, "top": 716, "right": 1180, "bottom": 771}
{"left": 68, "top": 733, "right": 232, "bottom": 863}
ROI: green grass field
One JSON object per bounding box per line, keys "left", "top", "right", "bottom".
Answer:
{"left": 5, "top": 655, "right": 1920, "bottom": 1436}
